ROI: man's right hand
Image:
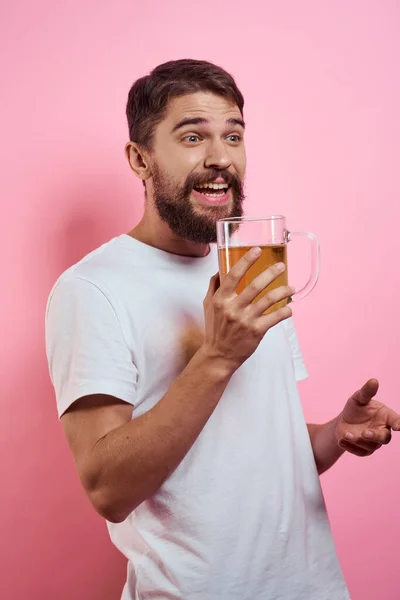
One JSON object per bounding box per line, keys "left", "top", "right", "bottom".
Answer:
{"left": 201, "top": 246, "right": 294, "bottom": 372}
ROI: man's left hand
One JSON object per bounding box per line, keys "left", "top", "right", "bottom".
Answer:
{"left": 334, "top": 379, "right": 400, "bottom": 457}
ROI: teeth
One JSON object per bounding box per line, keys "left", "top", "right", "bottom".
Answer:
{"left": 197, "top": 182, "right": 229, "bottom": 190}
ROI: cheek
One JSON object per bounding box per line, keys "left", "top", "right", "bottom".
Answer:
{"left": 156, "top": 145, "right": 203, "bottom": 179}
{"left": 236, "top": 148, "right": 247, "bottom": 176}
{"left": 178, "top": 147, "right": 204, "bottom": 170}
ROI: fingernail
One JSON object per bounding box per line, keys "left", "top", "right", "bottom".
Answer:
{"left": 345, "top": 432, "right": 355, "bottom": 441}
{"left": 363, "top": 430, "right": 374, "bottom": 439}
{"left": 251, "top": 247, "right": 262, "bottom": 258}
{"left": 276, "top": 262, "right": 286, "bottom": 271}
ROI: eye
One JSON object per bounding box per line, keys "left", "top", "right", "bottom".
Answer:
{"left": 184, "top": 135, "right": 201, "bottom": 143}
{"left": 227, "top": 134, "right": 241, "bottom": 143}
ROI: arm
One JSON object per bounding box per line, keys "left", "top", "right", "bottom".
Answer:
{"left": 62, "top": 348, "right": 232, "bottom": 523}
{"left": 48, "top": 252, "right": 293, "bottom": 523}
{"left": 307, "top": 419, "right": 344, "bottom": 475}
{"left": 307, "top": 379, "right": 400, "bottom": 475}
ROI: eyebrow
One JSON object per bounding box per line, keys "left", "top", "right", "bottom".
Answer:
{"left": 172, "top": 116, "right": 246, "bottom": 133}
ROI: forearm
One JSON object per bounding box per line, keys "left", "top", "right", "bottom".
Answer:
{"left": 307, "top": 415, "right": 345, "bottom": 475}
{"left": 86, "top": 348, "right": 233, "bottom": 522}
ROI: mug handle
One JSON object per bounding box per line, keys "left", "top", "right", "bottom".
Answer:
{"left": 286, "top": 231, "right": 320, "bottom": 302}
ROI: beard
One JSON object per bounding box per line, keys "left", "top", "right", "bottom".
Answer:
{"left": 151, "top": 165, "right": 245, "bottom": 244}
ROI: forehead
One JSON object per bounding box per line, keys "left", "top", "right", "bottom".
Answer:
{"left": 162, "top": 92, "right": 242, "bottom": 128}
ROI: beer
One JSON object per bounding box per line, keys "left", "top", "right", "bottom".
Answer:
{"left": 218, "top": 244, "right": 289, "bottom": 314}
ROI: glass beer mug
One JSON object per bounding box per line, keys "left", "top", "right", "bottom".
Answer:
{"left": 216, "top": 215, "right": 320, "bottom": 314}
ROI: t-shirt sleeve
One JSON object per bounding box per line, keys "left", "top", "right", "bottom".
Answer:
{"left": 282, "top": 317, "right": 309, "bottom": 382}
{"left": 45, "top": 273, "right": 138, "bottom": 418}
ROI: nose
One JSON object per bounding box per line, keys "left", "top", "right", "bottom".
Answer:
{"left": 204, "top": 138, "right": 232, "bottom": 170}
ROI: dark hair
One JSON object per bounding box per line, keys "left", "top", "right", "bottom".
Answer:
{"left": 126, "top": 59, "right": 244, "bottom": 149}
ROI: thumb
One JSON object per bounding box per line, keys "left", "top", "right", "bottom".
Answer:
{"left": 179, "top": 317, "right": 205, "bottom": 365}
{"left": 204, "top": 272, "right": 220, "bottom": 303}
{"left": 352, "top": 378, "right": 379, "bottom": 406}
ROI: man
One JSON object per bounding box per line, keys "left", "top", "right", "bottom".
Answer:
{"left": 45, "top": 59, "right": 399, "bottom": 600}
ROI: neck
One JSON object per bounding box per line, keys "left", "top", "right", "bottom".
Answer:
{"left": 128, "top": 207, "right": 210, "bottom": 258}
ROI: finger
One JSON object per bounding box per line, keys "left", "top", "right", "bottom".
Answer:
{"left": 384, "top": 410, "right": 400, "bottom": 431}
{"left": 346, "top": 439, "right": 382, "bottom": 453}
{"left": 236, "top": 262, "right": 287, "bottom": 306}
{"left": 344, "top": 429, "right": 383, "bottom": 451}
{"left": 204, "top": 273, "right": 220, "bottom": 303}
{"left": 351, "top": 378, "right": 379, "bottom": 407}
{"left": 361, "top": 427, "right": 392, "bottom": 445}
{"left": 221, "top": 247, "right": 264, "bottom": 295}
{"left": 252, "top": 284, "right": 294, "bottom": 316}
{"left": 256, "top": 304, "right": 293, "bottom": 333}
{"left": 338, "top": 440, "right": 375, "bottom": 457}
{"left": 343, "top": 430, "right": 382, "bottom": 451}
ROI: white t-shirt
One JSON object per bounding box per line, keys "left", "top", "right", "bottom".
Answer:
{"left": 45, "top": 234, "right": 350, "bottom": 600}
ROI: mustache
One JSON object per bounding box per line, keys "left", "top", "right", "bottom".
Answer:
{"left": 186, "top": 170, "right": 241, "bottom": 190}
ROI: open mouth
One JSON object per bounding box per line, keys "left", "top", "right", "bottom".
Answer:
{"left": 193, "top": 182, "right": 230, "bottom": 198}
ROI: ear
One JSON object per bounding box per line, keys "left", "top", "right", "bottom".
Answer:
{"left": 125, "top": 142, "right": 152, "bottom": 181}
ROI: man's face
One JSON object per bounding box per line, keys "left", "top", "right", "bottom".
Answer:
{"left": 147, "top": 92, "right": 247, "bottom": 244}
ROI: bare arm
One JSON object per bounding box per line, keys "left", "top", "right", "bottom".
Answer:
{"left": 307, "top": 420, "right": 344, "bottom": 475}
{"left": 62, "top": 348, "right": 232, "bottom": 523}
{"left": 61, "top": 249, "right": 293, "bottom": 523}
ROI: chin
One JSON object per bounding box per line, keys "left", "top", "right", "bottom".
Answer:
{"left": 193, "top": 202, "right": 234, "bottom": 219}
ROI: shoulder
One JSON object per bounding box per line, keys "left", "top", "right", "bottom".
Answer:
{"left": 46, "top": 237, "right": 124, "bottom": 312}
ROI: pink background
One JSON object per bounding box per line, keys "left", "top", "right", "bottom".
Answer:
{"left": 1, "top": 1, "right": 399, "bottom": 598}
